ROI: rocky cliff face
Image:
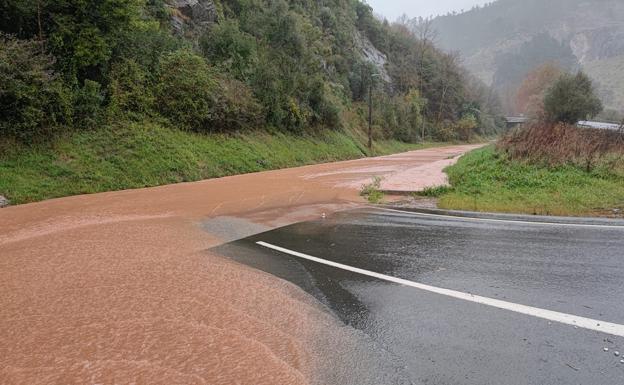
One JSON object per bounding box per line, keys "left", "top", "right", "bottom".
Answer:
{"left": 166, "top": 0, "right": 217, "bottom": 35}
{"left": 354, "top": 31, "right": 392, "bottom": 84}
{"left": 425, "top": 0, "right": 624, "bottom": 112}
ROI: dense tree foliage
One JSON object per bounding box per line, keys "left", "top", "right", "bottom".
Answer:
{"left": 543, "top": 71, "right": 603, "bottom": 124}
{"left": 0, "top": 0, "right": 502, "bottom": 144}
{"left": 0, "top": 34, "right": 71, "bottom": 140}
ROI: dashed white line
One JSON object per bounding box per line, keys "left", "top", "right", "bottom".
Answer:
{"left": 256, "top": 241, "right": 624, "bottom": 337}
{"left": 377, "top": 207, "right": 624, "bottom": 229}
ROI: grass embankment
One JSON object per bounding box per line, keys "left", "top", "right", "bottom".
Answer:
{"left": 0, "top": 120, "right": 443, "bottom": 205}
{"left": 436, "top": 146, "right": 624, "bottom": 217}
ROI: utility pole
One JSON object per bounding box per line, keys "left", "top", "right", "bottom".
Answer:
{"left": 368, "top": 73, "right": 379, "bottom": 151}
{"left": 368, "top": 80, "right": 373, "bottom": 151}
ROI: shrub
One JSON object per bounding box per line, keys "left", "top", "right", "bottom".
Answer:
{"left": 73, "top": 79, "right": 104, "bottom": 129}
{"left": 109, "top": 58, "right": 155, "bottom": 117}
{"left": 0, "top": 34, "right": 71, "bottom": 141}
{"left": 434, "top": 121, "right": 456, "bottom": 142}
{"left": 454, "top": 114, "right": 478, "bottom": 141}
{"left": 211, "top": 77, "right": 264, "bottom": 131}
{"left": 415, "top": 185, "right": 454, "bottom": 197}
{"left": 308, "top": 79, "right": 342, "bottom": 129}
{"left": 156, "top": 50, "right": 263, "bottom": 132}
{"left": 393, "top": 90, "right": 425, "bottom": 142}
{"left": 543, "top": 71, "right": 603, "bottom": 124}
{"left": 200, "top": 20, "right": 258, "bottom": 80}
{"left": 283, "top": 97, "right": 312, "bottom": 132}
{"left": 360, "top": 176, "right": 385, "bottom": 203}
{"left": 155, "top": 50, "right": 220, "bottom": 131}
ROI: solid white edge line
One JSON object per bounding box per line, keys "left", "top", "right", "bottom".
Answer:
{"left": 256, "top": 241, "right": 624, "bottom": 338}
{"left": 377, "top": 207, "right": 624, "bottom": 229}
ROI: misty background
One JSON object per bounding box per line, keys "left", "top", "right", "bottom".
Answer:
{"left": 365, "top": 0, "right": 624, "bottom": 116}
{"left": 366, "top": 0, "right": 490, "bottom": 20}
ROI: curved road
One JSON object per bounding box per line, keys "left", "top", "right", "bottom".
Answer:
{"left": 0, "top": 144, "right": 479, "bottom": 384}
{"left": 216, "top": 208, "right": 624, "bottom": 385}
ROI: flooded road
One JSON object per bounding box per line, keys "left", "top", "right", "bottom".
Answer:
{"left": 215, "top": 208, "right": 624, "bottom": 384}
{"left": 0, "top": 145, "right": 478, "bottom": 384}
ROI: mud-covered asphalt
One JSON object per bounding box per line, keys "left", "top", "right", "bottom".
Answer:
{"left": 0, "top": 145, "right": 478, "bottom": 384}
{"left": 215, "top": 208, "right": 624, "bottom": 385}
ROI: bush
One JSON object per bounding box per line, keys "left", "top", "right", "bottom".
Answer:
{"left": 283, "top": 97, "right": 312, "bottom": 132}
{"left": 73, "top": 79, "right": 104, "bottom": 129}
{"left": 156, "top": 50, "right": 263, "bottom": 132}
{"left": 200, "top": 20, "right": 258, "bottom": 80}
{"left": 0, "top": 34, "right": 72, "bottom": 141}
{"left": 393, "top": 90, "right": 425, "bottom": 142}
{"left": 109, "top": 58, "right": 155, "bottom": 117}
{"left": 211, "top": 77, "right": 264, "bottom": 131}
{"left": 155, "top": 50, "right": 220, "bottom": 131}
{"left": 543, "top": 71, "right": 603, "bottom": 124}
{"left": 360, "top": 176, "right": 385, "bottom": 203}
{"left": 433, "top": 121, "right": 456, "bottom": 142}
{"left": 454, "top": 114, "right": 478, "bottom": 141}
{"left": 308, "top": 79, "right": 342, "bottom": 129}
{"left": 415, "top": 185, "right": 454, "bottom": 197}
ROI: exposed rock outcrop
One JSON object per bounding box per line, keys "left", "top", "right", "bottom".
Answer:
{"left": 167, "top": 0, "right": 217, "bottom": 35}
{"left": 0, "top": 195, "right": 9, "bottom": 208}
{"left": 354, "top": 31, "right": 392, "bottom": 84}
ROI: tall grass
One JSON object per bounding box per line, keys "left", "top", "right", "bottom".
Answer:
{"left": 498, "top": 123, "right": 624, "bottom": 171}
{"left": 438, "top": 122, "right": 624, "bottom": 217}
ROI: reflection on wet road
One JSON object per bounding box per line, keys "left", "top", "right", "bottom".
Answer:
{"left": 214, "top": 208, "right": 624, "bottom": 385}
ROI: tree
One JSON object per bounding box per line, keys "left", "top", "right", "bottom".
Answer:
{"left": 454, "top": 114, "right": 478, "bottom": 141}
{"left": 200, "top": 20, "right": 258, "bottom": 81}
{"left": 0, "top": 0, "right": 145, "bottom": 83}
{"left": 515, "top": 62, "right": 563, "bottom": 118}
{"left": 156, "top": 50, "right": 262, "bottom": 132}
{"left": 108, "top": 58, "right": 155, "bottom": 117}
{"left": 0, "top": 34, "right": 71, "bottom": 140}
{"left": 155, "top": 50, "right": 220, "bottom": 131}
{"left": 415, "top": 18, "right": 436, "bottom": 139}
{"left": 543, "top": 71, "right": 603, "bottom": 124}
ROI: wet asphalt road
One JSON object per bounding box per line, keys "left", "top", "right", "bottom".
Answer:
{"left": 214, "top": 208, "right": 624, "bottom": 385}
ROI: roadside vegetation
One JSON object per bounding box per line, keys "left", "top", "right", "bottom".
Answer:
{"left": 360, "top": 176, "right": 385, "bottom": 204}
{"left": 0, "top": 0, "right": 503, "bottom": 205}
{"left": 0, "top": 122, "right": 443, "bottom": 204}
{"left": 438, "top": 69, "right": 624, "bottom": 217}
{"left": 439, "top": 145, "right": 624, "bottom": 217}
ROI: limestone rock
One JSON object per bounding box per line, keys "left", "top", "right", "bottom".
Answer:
{"left": 167, "top": 0, "right": 217, "bottom": 34}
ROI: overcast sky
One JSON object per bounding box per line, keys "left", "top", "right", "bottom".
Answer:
{"left": 365, "top": 0, "right": 491, "bottom": 21}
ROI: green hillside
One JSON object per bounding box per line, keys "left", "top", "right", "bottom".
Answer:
{"left": 1, "top": 120, "right": 447, "bottom": 204}
{"left": 0, "top": 0, "right": 501, "bottom": 203}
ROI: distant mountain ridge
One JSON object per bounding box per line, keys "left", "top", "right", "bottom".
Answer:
{"left": 421, "top": 0, "right": 624, "bottom": 112}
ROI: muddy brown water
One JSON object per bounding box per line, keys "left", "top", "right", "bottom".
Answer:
{"left": 0, "top": 145, "right": 478, "bottom": 384}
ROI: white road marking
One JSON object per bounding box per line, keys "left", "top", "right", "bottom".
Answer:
{"left": 378, "top": 207, "right": 624, "bottom": 229}
{"left": 256, "top": 241, "right": 624, "bottom": 337}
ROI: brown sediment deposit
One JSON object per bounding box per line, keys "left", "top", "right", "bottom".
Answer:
{"left": 0, "top": 144, "right": 479, "bottom": 384}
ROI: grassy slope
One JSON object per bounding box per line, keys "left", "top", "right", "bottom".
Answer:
{"left": 0, "top": 120, "right": 443, "bottom": 204}
{"left": 438, "top": 146, "right": 624, "bottom": 217}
